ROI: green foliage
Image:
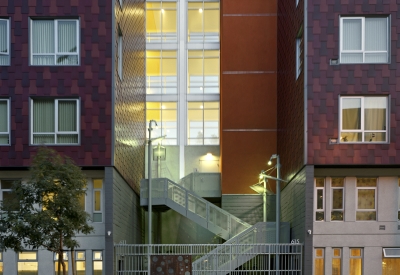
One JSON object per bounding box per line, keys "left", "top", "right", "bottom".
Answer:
{"left": 0, "top": 147, "right": 94, "bottom": 275}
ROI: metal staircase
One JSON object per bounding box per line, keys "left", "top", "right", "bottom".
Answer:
{"left": 140, "top": 178, "right": 251, "bottom": 240}
{"left": 140, "top": 177, "right": 290, "bottom": 274}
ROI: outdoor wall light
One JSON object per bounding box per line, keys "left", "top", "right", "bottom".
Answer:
{"left": 107, "top": 231, "right": 112, "bottom": 236}
{"left": 307, "top": 230, "right": 312, "bottom": 235}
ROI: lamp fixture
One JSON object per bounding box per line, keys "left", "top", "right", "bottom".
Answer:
{"left": 199, "top": 8, "right": 203, "bottom": 13}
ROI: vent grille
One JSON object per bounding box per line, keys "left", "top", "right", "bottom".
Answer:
{"left": 379, "top": 225, "right": 386, "bottom": 230}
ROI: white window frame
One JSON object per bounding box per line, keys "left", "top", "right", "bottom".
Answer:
{"left": 340, "top": 16, "right": 389, "bottom": 64}
{"left": 187, "top": 101, "right": 219, "bottom": 145}
{"left": 349, "top": 248, "right": 363, "bottom": 275}
{"left": 30, "top": 98, "right": 80, "bottom": 145}
{"left": 332, "top": 248, "right": 342, "bottom": 275}
{"left": 30, "top": 18, "right": 80, "bottom": 66}
{"left": 93, "top": 179, "right": 103, "bottom": 223}
{"left": 0, "top": 98, "right": 10, "bottom": 145}
{"left": 146, "top": 102, "right": 178, "bottom": 145}
{"left": 339, "top": 96, "right": 388, "bottom": 143}
{"left": 331, "top": 178, "right": 344, "bottom": 221}
{"left": 0, "top": 18, "right": 10, "bottom": 65}
{"left": 314, "top": 178, "right": 325, "bottom": 221}
{"left": 314, "top": 248, "right": 325, "bottom": 275}
{"left": 18, "top": 251, "right": 38, "bottom": 275}
{"left": 356, "top": 178, "right": 377, "bottom": 221}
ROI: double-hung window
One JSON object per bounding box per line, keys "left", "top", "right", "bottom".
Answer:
{"left": 314, "top": 248, "right": 324, "bottom": 275}
{"left": 0, "top": 19, "right": 10, "bottom": 65}
{"left": 350, "top": 248, "right": 363, "bottom": 275}
{"left": 340, "top": 96, "right": 388, "bottom": 143}
{"left": 332, "top": 248, "right": 342, "bottom": 275}
{"left": 30, "top": 19, "right": 79, "bottom": 65}
{"left": 0, "top": 99, "right": 10, "bottom": 145}
{"left": 340, "top": 16, "right": 389, "bottom": 64}
{"left": 331, "top": 178, "right": 344, "bottom": 221}
{"left": 18, "top": 252, "right": 38, "bottom": 275}
{"left": 356, "top": 178, "right": 377, "bottom": 221}
{"left": 31, "top": 98, "right": 79, "bottom": 145}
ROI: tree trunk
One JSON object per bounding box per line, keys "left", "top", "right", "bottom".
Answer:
{"left": 71, "top": 247, "right": 76, "bottom": 275}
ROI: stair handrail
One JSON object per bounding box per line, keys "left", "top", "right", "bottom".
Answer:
{"left": 141, "top": 178, "right": 252, "bottom": 240}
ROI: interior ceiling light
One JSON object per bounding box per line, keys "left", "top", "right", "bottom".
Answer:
{"left": 199, "top": 8, "right": 203, "bottom": 13}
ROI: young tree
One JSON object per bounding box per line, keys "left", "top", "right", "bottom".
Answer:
{"left": 0, "top": 147, "right": 94, "bottom": 275}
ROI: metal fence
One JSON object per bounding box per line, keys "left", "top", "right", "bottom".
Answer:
{"left": 115, "top": 243, "right": 303, "bottom": 275}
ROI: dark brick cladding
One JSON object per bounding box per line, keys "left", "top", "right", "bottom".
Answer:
{"left": 0, "top": 0, "right": 113, "bottom": 167}
{"left": 307, "top": 0, "right": 400, "bottom": 165}
{"left": 277, "top": 0, "right": 305, "bottom": 181}
{"left": 114, "top": 0, "right": 146, "bottom": 192}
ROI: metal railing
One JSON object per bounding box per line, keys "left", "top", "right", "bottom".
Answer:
{"left": 115, "top": 243, "right": 303, "bottom": 275}
{"left": 192, "top": 222, "right": 290, "bottom": 273}
{"left": 140, "top": 178, "right": 251, "bottom": 240}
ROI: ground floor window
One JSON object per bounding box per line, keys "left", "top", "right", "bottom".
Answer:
{"left": 18, "top": 251, "right": 38, "bottom": 275}
{"left": 383, "top": 248, "right": 400, "bottom": 275}
{"left": 349, "top": 248, "right": 363, "bottom": 275}
{"left": 314, "top": 248, "right": 324, "bottom": 275}
{"left": 93, "top": 251, "right": 103, "bottom": 275}
{"left": 54, "top": 252, "right": 68, "bottom": 275}
{"left": 76, "top": 251, "right": 86, "bottom": 275}
{"left": 332, "top": 248, "right": 342, "bottom": 275}
{"left": 0, "top": 252, "right": 3, "bottom": 275}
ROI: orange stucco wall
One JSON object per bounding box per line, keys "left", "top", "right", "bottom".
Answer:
{"left": 221, "top": 0, "right": 277, "bottom": 194}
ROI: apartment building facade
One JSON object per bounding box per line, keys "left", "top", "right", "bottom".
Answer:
{"left": 278, "top": 0, "right": 400, "bottom": 274}
{"left": 0, "top": 0, "right": 145, "bottom": 274}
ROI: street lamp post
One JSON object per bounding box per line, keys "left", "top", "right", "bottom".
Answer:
{"left": 147, "top": 120, "right": 157, "bottom": 275}
{"left": 147, "top": 120, "right": 166, "bottom": 275}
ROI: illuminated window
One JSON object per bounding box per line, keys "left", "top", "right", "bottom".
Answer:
{"left": 315, "top": 178, "right": 325, "bottom": 221}
{"left": 76, "top": 251, "right": 86, "bottom": 275}
{"left": 146, "top": 102, "right": 177, "bottom": 145}
{"left": 18, "top": 251, "right": 38, "bottom": 275}
{"left": 187, "top": 102, "right": 219, "bottom": 145}
{"left": 188, "top": 50, "right": 219, "bottom": 94}
{"left": 332, "top": 248, "right": 342, "bottom": 275}
{"left": 0, "top": 99, "right": 10, "bottom": 145}
{"left": 0, "top": 251, "right": 3, "bottom": 275}
{"left": 146, "top": 50, "right": 177, "bottom": 94}
{"left": 54, "top": 252, "right": 68, "bottom": 275}
{"left": 331, "top": 178, "right": 344, "bottom": 221}
{"left": 146, "top": 2, "right": 177, "bottom": 43}
{"left": 0, "top": 19, "right": 10, "bottom": 66}
{"left": 340, "top": 96, "right": 388, "bottom": 143}
{"left": 356, "top": 178, "right": 376, "bottom": 221}
{"left": 188, "top": 2, "right": 219, "bottom": 42}
{"left": 93, "top": 179, "right": 103, "bottom": 223}
{"left": 314, "top": 248, "right": 324, "bottom": 275}
{"left": 350, "top": 248, "right": 363, "bottom": 275}
{"left": 93, "top": 251, "right": 103, "bottom": 275}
